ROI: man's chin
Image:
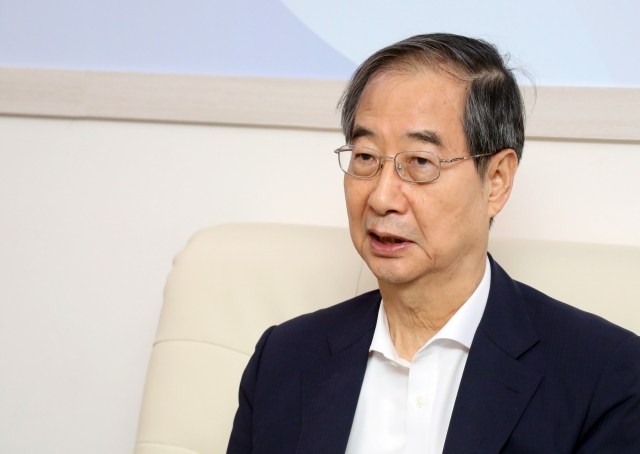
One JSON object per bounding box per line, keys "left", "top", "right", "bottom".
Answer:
{"left": 365, "top": 257, "right": 422, "bottom": 286}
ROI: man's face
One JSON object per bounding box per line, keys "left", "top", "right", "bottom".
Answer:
{"left": 345, "top": 69, "right": 492, "bottom": 285}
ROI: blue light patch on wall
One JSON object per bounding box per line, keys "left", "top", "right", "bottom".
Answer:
{"left": 1, "top": 0, "right": 639, "bottom": 87}
{"left": 0, "top": 0, "right": 356, "bottom": 79}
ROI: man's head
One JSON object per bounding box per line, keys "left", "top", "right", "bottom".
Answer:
{"left": 340, "top": 33, "right": 525, "bottom": 176}
{"left": 338, "top": 33, "right": 523, "bottom": 286}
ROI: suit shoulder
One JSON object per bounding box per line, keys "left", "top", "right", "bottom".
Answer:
{"left": 256, "top": 290, "right": 380, "bottom": 362}
{"left": 516, "top": 281, "right": 637, "bottom": 350}
{"left": 273, "top": 289, "right": 380, "bottom": 337}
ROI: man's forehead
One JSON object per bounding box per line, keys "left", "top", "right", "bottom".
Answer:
{"left": 351, "top": 70, "right": 467, "bottom": 147}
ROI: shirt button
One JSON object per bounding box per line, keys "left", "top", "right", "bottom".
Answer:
{"left": 415, "top": 396, "right": 426, "bottom": 408}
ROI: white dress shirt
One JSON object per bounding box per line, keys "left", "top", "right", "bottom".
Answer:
{"left": 345, "top": 257, "right": 491, "bottom": 454}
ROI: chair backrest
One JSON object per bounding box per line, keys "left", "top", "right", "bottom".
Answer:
{"left": 134, "top": 223, "right": 640, "bottom": 454}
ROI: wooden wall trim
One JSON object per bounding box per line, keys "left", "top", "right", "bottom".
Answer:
{"left": 1, "top": 66, "right": 639, "bottom": 141}
{"left": 521, "top": 86, "right": 640, "bottom": 142}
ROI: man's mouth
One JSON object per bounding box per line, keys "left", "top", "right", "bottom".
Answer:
{"left": 370, "top": 232, "right": 407, "bottom": 245}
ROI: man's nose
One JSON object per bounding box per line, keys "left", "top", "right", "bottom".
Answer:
{"left": 367, "top": 159, "right": 408, "bottom": 215}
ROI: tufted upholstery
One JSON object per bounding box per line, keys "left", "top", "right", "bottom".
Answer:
{"left": 134, "top": 223, "right": 640, "bottom": 454}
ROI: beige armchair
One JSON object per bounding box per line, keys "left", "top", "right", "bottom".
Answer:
{"left": 134, "top": 223, "right": 640, "bottom": 454}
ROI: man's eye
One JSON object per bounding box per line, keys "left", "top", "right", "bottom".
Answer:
{"left": 413, "top": 157, "right": 433, "bottom": 166}
{"left": 355, "top": 153, "right": 375, "bottom": 162}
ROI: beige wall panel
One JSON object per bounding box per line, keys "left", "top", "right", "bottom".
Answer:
{"left": 83, "top": 71, "right": 345, "bottom": 129}
{"left": 524, "top": 86, "right": 640, "bottom": 141}
{"left": 2, "top": 67, "right": 640, "bottom": 141}
{"left": 0, "top": 67, "right": 85, "bottom": 116}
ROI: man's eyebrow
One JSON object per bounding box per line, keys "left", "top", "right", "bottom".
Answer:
{"left": 350, "top": 127, "right": 444, "bottom": 148}
{"left": 350, "top": 126, "right": 375, "bottom": 142}
{"left": 405, "top": 130, "right": 444, "bottom": 148}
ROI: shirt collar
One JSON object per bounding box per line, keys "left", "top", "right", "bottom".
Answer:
{"left": 369, "top": 297, "right": 406, "bottom": 364}
{"left": 370, "top": 256, "right": 491, "bottom": 360}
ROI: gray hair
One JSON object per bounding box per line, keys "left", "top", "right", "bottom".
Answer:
{"left": 338, "top": 33, "right": 526, "bottom": 176}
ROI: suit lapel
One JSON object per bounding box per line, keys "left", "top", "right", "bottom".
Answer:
{"left": 444, "top": 257, "right": 543, "bottom": 454}
{"left": 296, "top": 292, "right": 380, "bottom": 454}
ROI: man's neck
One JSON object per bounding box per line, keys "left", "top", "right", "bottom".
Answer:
{"left": 379, "top": 252, "right": 488, "bottom": 362}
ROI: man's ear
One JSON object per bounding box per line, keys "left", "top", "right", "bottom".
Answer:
{"left": 485, "top": 148, "right": 518, "bottom": 219}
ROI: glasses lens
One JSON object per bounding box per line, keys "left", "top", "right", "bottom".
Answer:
{"left": 396, "top": 151, "right": 440, "bottom": 182}
{"left": 338, "top": 146, "right": 379, "bottom": 177}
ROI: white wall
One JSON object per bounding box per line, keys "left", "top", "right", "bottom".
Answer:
{"left": 493, "top": 138, "right": 640, "bottom": 246}
{"left": 0, "top": 116, "right": 345, "bottom": 454}
{"left": 1, "top": 115, "right": 639, "bottom": 454}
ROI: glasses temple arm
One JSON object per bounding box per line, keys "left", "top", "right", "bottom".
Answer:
{"left": 441, "top": 152, "right": 497, "bottom": 163}
{"left": 440, "top": 156, "right": 470, "bottom": 163}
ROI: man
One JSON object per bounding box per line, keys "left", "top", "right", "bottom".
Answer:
{"left": 227, "top": 34, "right": 640, "bottom": 453}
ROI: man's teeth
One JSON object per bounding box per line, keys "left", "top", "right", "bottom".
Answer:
{"left": 379, "top": 236, "right": 403, "bottom": 244}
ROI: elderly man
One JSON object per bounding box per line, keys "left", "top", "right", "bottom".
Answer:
{"left": 227, "top": 34, "right": 640, "bottom": 453}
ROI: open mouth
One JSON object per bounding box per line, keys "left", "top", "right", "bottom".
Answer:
{"left": 371, "top": 232, "right": 407, "bottom": 245}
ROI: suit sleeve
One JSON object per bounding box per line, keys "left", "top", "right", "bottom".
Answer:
{"left": 226, "top": 325, "right": 276, "bottom": 454}
{"left": 576, "top": 334, "right": 640, "bottom": 454}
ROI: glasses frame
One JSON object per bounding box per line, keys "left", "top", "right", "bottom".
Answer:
{"left": 334, "top": 144, "right": 498, "bottom": 183}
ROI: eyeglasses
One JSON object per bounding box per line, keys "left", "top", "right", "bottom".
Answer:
{"left": 334, "top": 145, "right": 497, "bottom": 183}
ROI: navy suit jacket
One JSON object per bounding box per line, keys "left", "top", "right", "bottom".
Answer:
{"left": 227, "top": 257, "right": 640, "bottom": 453}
